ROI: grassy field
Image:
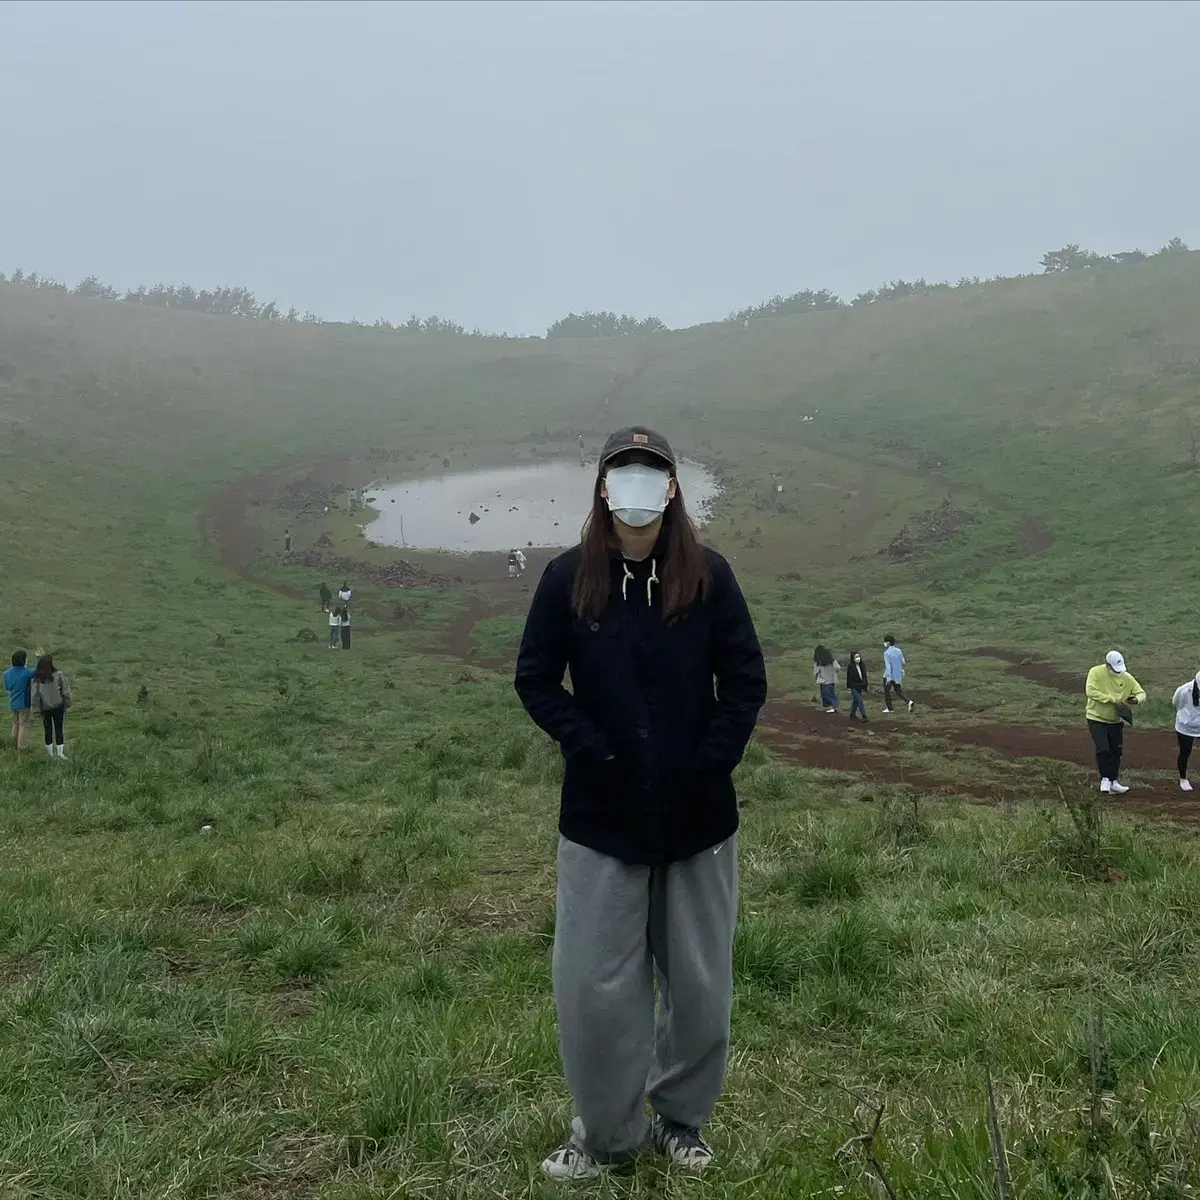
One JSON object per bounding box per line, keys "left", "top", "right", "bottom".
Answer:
{"left": 1, "top": 257, "right": 1200, "bottom": 1197}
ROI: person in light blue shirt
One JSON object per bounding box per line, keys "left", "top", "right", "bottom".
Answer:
{"left": 882, "top": 635, "right": 915, "bottom": 713}
{"left": 4, "top": 648, "right": 37, "bottom": 750}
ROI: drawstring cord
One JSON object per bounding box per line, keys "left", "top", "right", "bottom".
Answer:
{"left": 620, "top": 558, "right": 659, "bottom": 606}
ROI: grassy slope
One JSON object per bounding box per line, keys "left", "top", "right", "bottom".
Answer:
{"left": 1, "top": 260, "right": 1200, "bottom": 1196}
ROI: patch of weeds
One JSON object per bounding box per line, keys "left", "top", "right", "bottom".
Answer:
{"left": 805, "top": 909, "right": 895, "bottom": 986}
{"left": 873, "top": 793, "right": 932, "bottom": 848}
{"left": 295, "top": 848, "right": 367, "bottom": 897}
{"left": 273, "top": 924, "right": 343, "bottom": 981}
{"left": 734, "top": 916, "right": 803, "bottom": 993}
{"left": 1044, "top": 765, "right": 1122, "bottom": 882}
{"left": 767, "top": 857, "right": 863, "bottom": 906}
{"left": 498, "top": 733, "right": 530, "bottom": 770}
{"left": 741, "top": 764, "right": 796, "bottom": 806}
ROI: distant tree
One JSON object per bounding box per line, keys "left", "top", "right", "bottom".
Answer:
{"left": 1112, "top": 249, "right": 1147, "bottom": 266}
{"left": 729, "top": 288, "right": 843, "bottom": 322}
{"left": 1040, "top": 244, "right": 1110, "bottom": 272}
{"left": 1157, "top": 236, "right": 1190, "bottom": 255}
{"left": 546, "top": 310, "right": 667, "bottom": 338}
{"left": 73, "top": 275, "right": 118, "bottom": 299}
{"left": 302, "top": 310, "right": 321, "bottom": 324}
{"left": 10, "top": 268, "right": 23, "bottom": 284}
{"left": 260, "top": 300, "right": 280, "bottom": 321}
{"left": 420, "top": 315, "right": 466, "bottom": 334}
{"left": 284, "top": 306, "right": 300, "bottom": 322}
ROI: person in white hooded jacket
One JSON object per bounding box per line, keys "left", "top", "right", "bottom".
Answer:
{"left": 1172, "top": 670, "right": 1200, "bottom": 792}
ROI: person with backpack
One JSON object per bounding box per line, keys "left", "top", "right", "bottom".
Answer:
{"left": 515, "top": 426, "right": 767, "bottom": 1179}
{"left": 28, "top": 654, "right": 72, "bottom": 759}
{"left": 813, "top": 645, "right": 841, "bottom": 713}
{"left": 882, "top": 635, "right": 914, "bottom": 713}
{"left": 1085, "top": 650, "right": 1146, "bottom": 795}
{"left": 4, "top": 648, "right": 38, "bottom": 750}
{"left": 1171, "top": 668, "right": 1200, "bottom": 793}
{"left": 846, "top": 650, "right": 869, "bottom": 722}
{"left": 338, "top": 581, "right": 353, "bottom": 606}
{"left": 328, "top": 605, "right": 343, "bottom": 649}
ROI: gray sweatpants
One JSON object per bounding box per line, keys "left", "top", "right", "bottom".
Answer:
{"left": 552, "top": 834, "right": 739, "bottom": 1162}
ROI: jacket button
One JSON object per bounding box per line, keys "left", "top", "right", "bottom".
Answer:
{"left": 589, "top": 622, "right": 600, "bottom": 632}
{"left": 638, "top": 728, "right": 649, "bottom": 739}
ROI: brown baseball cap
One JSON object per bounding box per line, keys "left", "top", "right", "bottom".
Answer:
{"left": 599, "top": 426, "right": 677, "bottom": 470}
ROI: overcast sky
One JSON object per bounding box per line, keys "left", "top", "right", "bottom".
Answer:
{"left": 2, "top": 0, "right": 1197, "bottom": 333}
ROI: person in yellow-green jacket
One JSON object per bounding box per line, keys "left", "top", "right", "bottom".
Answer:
{"left": 1085, "top": 650, "right": 1146, "bottom": 795}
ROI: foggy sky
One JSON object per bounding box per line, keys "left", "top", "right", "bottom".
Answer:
{"left": 2, "top": 0, "right": 1197, "bottom": 334}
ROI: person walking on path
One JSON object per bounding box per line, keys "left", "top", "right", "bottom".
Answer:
{"left": 846, "top": 650, "right": 869, "bottom": 722}
{"left": 28, "top": 654, "right": 71, "bottom": 760}
{"left": 328, "top": 605, "right": 343, "bottom": 649}
{"left": 4, "top": 649, "right": 38, "bottom": 750}
{"left": 515, "top": 426, "right": 767, "bottom": 1180}
{"left": 1085, "top": 650, "right": 1146, "bottom": 795}
{"left": 1172, "top": 669, "right": 1200, "bottom": 793}
{"left": 319, "top": 582, "right": 332, "bottom": 613}
{"left": 813, "top": 646, "right": 841, "bottom": 713}
{"left": 339, "top": 606, "right": 351, "bottom": 651}
{"left": 882, "top": 635, "right": 914, "bottom": 713}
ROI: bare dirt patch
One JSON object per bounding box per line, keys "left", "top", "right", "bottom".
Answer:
{"left": 883, "top": 499, "right": 978, "bottom": 559}
{"left": 282, "top": 549, "right": 462, "bottom": 588}
{"left": 971, "top": 647, "right": 1079, "bottom": 694}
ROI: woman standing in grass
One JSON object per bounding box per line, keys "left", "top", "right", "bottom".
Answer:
{"left": 340, "top": 605, "right": 351, "bottom": 650}
{"left": 29, "top": 654, "right": 71, "bottom": 760}
{"left": 1084, "top": 650, "right": 1145, "bottom": 795}
{"left": 1172, "top": 669, "right": 1200, "bottom": 793}
{"left": 515, "top": 426, "right": 767, "bottom": 1180}
{"left": 813, "top": 645, "right": 841, "bottom": 713}
{"left": 846, "top": 650, "right": 869, "bottom": 722}
{"left": 328, "top": 605, "right": 343, "bottom": 649}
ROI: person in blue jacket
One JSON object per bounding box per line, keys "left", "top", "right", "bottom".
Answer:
{"left": 5, "top": 648, "right": 37, "bottom": 750}
{"left": 882, "top": 634, "right": 915, "bottom": 713}
{"left": 515, "top": 426, "right": 767, "bottom": 1180}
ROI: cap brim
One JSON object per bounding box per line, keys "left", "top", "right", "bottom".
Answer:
{"left": 601, "top": 445, "right": 675, "bottom": 468}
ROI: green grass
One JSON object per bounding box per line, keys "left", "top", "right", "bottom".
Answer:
{"left": 2, "top": 258, "right": 1200, "bottom": 1194}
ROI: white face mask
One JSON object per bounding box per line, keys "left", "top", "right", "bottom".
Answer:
{"left": 604, "top": 464, "right": 671, "bottom": 528}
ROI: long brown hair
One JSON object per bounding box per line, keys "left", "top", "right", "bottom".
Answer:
{"left": 35, "top": 654, "right": 55, "bottom": 682}
{"left": 571, "top": 467, "right": 710, "bottom": 621}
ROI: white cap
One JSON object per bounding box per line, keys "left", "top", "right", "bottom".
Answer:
{"left": 1105, "top": 650, "right": 1126, "bottom": 674}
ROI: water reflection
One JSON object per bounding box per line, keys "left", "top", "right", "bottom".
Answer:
{"left": 366, "top": 460, "right": 718, "bottom": 552}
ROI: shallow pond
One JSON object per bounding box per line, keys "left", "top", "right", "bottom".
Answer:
{"left": 365, "top": 460, "right": 718, "bottom": 552}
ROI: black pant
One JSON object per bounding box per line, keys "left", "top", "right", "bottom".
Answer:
{"left": 883, "top": 680, "right": 908, "bottom": 710}
{"left": 1179, "top": 732, "right": 1195, "bottom": 779}
{"left": 41, "top": 705, "right": 65, "bottom": 746}
{"left": 1088, "top": 719, "right": 1123, "bottom": 781}
{"left": 340, "top": 625, "right": 350, "bottom": 649}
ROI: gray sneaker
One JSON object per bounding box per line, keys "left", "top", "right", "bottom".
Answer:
{"left": 651, "top": 1118, "right": 714, "bottom": 1171}
{"left": 541, "top": 1142, "right": 605, "bottom": 1180}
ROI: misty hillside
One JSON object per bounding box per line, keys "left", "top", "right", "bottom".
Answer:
{"left": 3, "top": 252, "right": 1199, "bottom": 485}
